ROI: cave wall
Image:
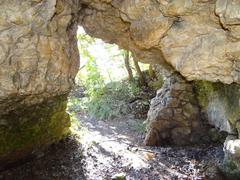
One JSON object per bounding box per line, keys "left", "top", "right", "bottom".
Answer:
{"left": 144, "top": 73, "right": 216, "bottom": 146}
{"left": 194, "top": 81, "right": 240, "bottom": 177}
{"left": 0, "top": 0, "right": 80, "bottom": 115}
{"left": 0, "top": 0, "right": 80, "bottom": 168}
{"left": 2, "top": 0, "right": 240, "bottom": 177}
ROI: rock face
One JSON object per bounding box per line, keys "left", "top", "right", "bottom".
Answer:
{"left": 144, "top": 73, "right": 212, "bottom": 146}
{"left": 0, "top": 0, "right": 80, "bottom": 168}
{"left": 194, "top": 81, "right": 240, "bottom": 135}
{"left": 2, "top": 0, "right": 240, "bottom": 177}
{"left": 79, "top": 0, "right": 240, "bottom": 84}
{"left": 0, "top": 0, "right": 80, "bottom": 115}
{"left": 194, "top": 80, "right": 240, "bottom": 177}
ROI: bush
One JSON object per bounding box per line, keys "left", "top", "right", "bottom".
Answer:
{"left": 86, "top": 79, "right": 141, "bottom": 120}
{"left": 74, "top": 30, "right": 149, "bottom": 120}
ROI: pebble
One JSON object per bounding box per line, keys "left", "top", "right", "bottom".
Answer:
{"left": 111, "top": 172, "right": 126, "bottom": 180}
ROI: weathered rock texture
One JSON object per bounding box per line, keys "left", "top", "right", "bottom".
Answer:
{"left": 223, "top": 135, "right": 240, "bottom": 179}
{"left": 79, "top": 0, "right": 240, "bottom": 84}
{"left": 144, "top": 73, "right": 212, "bottom": 146}
{"left": 0, "top": 0, "right": 80, "bottom": 168}
{"left": 2, "top": 0, "right": 240, "bottom": 177}
{"left": 0, "top": 0, "right": 80, "bottom": 114}
{"left": 194, "top": 80, "right": 240, "bottom": 177}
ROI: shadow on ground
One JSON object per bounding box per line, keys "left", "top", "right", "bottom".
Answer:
{"left": 77, "top": 112, "right": 226, "bottom": 180}
{"left": 0, "top": 136, "right": 86, "bottom": 180}
{"left": 0, "top": 111, "right": 226, "bottom": 180}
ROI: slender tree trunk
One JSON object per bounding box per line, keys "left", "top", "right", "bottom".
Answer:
{"left": 124, "top": 51, "right": 133, "bottom": 81}
{"left": 149, "top": 64, "right": 156, "bottom": 79}
{"left": 133, "top": 57, "right": 147, "bottom": 86}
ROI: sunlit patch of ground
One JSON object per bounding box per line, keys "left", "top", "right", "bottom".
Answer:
{"left": 74, "top": 112, "right": 225, "bottom": 180}
{"left": 0, "top": 111, "right": 225, "bottom": 180}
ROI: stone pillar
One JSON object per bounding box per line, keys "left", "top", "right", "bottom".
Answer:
{"left": 0, "top": 0, "right": 80, "bottom": 168}
{"left": 144, "top": 73, "right": 213, "bottom": 146}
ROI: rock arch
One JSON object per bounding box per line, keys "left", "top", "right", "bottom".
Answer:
{"left": 1, "top": 0, "right": 240, "bottom": 177}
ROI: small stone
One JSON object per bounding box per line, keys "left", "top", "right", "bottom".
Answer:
{"left": 111, "top": 172, "right": 126, "bottom": 180}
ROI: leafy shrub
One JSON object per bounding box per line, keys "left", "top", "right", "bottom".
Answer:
{"left": 86, "top": 79, "right": 142, "bottom": 120}
{"left": 73, "top": 28, "right": 150, "bottom": 120}
{"left": 67, "top": 97, "right": 82, "bottom": 113}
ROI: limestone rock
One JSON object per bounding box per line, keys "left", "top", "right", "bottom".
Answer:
{"left": 194, "top": 81, "right": 240, "bottom": 134}
{"left": 222, "top": 135, "right": 240, "bottom": 179}
{"left": 0, "top": 95, "right": 71, "bottom": 170}
{"left": 144, "top": 73, "right": 211, "bottom": 146}
{"left": 79, "top": 0, "right": 240, "bottom": 84}
{"left": 0, "top": 0, "right": 80, "bottom": 167}
{"left": 0, "top": 0, "right": 80, "bottom": 115}
{"left": 215, "top": 0, "right": 240, "bottom": 39}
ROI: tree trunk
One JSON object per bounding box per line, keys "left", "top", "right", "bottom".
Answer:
{"left": 149, "top": 64, "right": 156, "bottom": 79}
{"left": 133, "top": 57, "right": 147, "bottom": 86}
{"left": 124, "top": 51, "right": 133, "bottom": 81}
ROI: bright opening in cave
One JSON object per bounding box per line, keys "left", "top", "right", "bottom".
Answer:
{"left": 66, "top": 26, "right": 167, "bottom": 178}
{"left": 68, "top": 26, "right": 156, "bottom": 119}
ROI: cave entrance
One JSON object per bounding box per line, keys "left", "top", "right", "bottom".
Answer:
{"left": 67, "top": 26, "right": 161, "bottom": 123}
{"left": 65, "top": 26, "right": 165, "bottom": 177}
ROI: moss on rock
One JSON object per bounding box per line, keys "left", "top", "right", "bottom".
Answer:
{"left": 194, "top": 81, "right": 215, "bottom": 109}
{"left": 194, "top": 80, "right": 240, "bottom": 132}
{"left": 0, "top": 95, "right": 71, "bottom": 169}
{"left": 194, "top": 81, "right": 240, "bottom": 178}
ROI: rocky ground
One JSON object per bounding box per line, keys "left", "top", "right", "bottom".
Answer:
{"left": 0, "top": 84, "right": 227, "bottom": 180}
{"left": 76, "top": 112, "right": 226, "bottom": 180}
{"left": 0, "top": 135, "right": 85, "bottom": 180}
{"left": 0, "top": 109, "right": 226, "bottom": 180}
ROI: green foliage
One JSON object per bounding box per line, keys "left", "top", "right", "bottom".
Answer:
{"left": 75, "top": 28, "right": 150, "bottom": 120}
{"left": 77, "top": 29, "right": 105, "bottom": 98}
{"left": 131, "top": 121, "right": 146, "bottom": 133}
{"left": 75, "top": 29, "right": 143, "bottom": 120}
{"left": 84, "top": 58, "right": 105, "bottom": 99}
{"left": 67, "top": 97, "right": 82, "bottom": 113}
{"left": 76, "top": 30, "right": 107, "bottom": 118}
{"left": 87, "top": 80, "right": 141, "bottom": 120}
{"left": 104, "top": 80, "right": 141, "bottom": 100}
{"left": 87, "top": 98, "right": 113, "bottom": 120}
{"left": 77, "top": 33, "right": 95, "bottom": 59}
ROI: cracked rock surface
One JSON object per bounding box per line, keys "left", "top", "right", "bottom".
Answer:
{"left": 79, "top": 0, "right": 240, "bottom": 84}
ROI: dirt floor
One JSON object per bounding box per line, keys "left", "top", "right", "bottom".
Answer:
{"left": 0, "top": 110, "right": 226, "bottom": 180}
